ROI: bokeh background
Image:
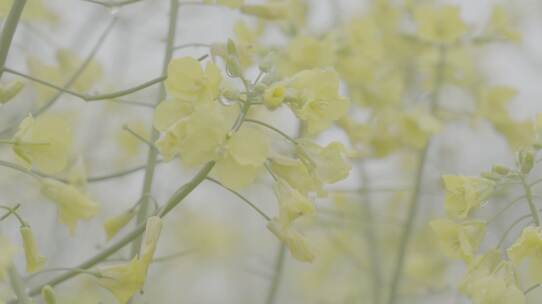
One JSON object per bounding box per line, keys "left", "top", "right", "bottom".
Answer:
{"left": 1, "top": 0, "right": 542, "bottom": 303}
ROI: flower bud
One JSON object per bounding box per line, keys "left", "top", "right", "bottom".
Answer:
{"left": 226, "top": 55, "right": 242, "bottom": 78}
{"left": 518, "top": 149, "right": 535, "bottom": 175}
{"left": 20, "top": 225, "right": 46, "bottom": 273}
{"left": 0, "top": 80, "right": 24, "bottom": 104}
{"left": 41, "top": 285, "right": 57, "bottom": 304}
{"left": 104, "top": 209, "right": 137, "bottom": 240}
{"left": 264, "top": 83, "right": 286, "bottom": 110}
{"left": 492, "top": 164, "right": 511, "bottom": 176}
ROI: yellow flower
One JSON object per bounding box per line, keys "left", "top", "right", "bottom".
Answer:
{"left": 20, "top": 225, "right": 46, "bottom": 273}
{"left": 274, "top": 179, "right": 315, "bottom": 225}
{"left": 297, "top": 140, "right": 351, "bottom": 184}
{"left": 414, "top": 5, "right": 467, "bottom": 44}
{"left": 263, "top": 82, "right": 287, "bottom": 110}
{"left": 97, "top": 217, "right": 162, "bottom": 304}
{"left": 268, "top": 219, "right": 314, "bottom": 262}
{"left": 429, "top": 218, "right": 486, "bottom": 262}
{"left": 507, "top": 226, "right": 542, "bottom": 284}
{"left": 155, "top": 104, "right": 231, "bottom": 165}
{"left": 165, "top": 57, "right": 222, "bottom": 103}
{"left": 287, "top": 69, "right": 350, "bottom": 135}
{"left": 478, "top": 86, "right": 533, "bottom": 149}
{"left": 0, "top": 80, "right": 23, "bottom": 105}
{"left": 278, "top": 35, "right": 336, "bottom": 75}
{"left": 153, "top": 99, "right": 193, "bottom": 133}
{"left": 270, "top": 155, "right": 322, "bottom": 196}
{"left": 460, "top": 251, "right": 525, "bottom": 304}
{"left": 40, "top": 178, "right": 100, "bottom": 235}
{"left": 12, "top": 114, "right": 72, "bottom": 174}
{"left": 442, "top": 175, "right": 495, "bottom": 219}
{"left": 487, "top": 6, "right": 521, "bottom": 43}
{"left": 0, "top": 236, "right": 16, "bottom": 281}
{"left": 104, "top": 209, "right": 137, "bottom": 241}
{"left": 212, "top": 126, "right": 269, "bottom": 189}
{"left": 400, "top": 109, "right": 441, "bottom": 149}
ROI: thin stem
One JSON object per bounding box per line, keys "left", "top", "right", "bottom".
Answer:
{"left": 3, "top": 67, "right": 166, "bottom": 102}
{"left": 0, "top": 0, "right": 27, "bottom": 80}
{"left": 265, "top": 243, "right": 286, "bottom": 304}
{"left": 487, "top": 195, "right": 526, "bottom": 224}
{"left": 530, "top": 177, "right": 542, "bottom": 188}
{"left": 24, "top": 267, "right": 104, "bottom": 282}
{"left": 0, "top": 160, "right": 40, "bottom": 179}
{"left": 525, "top": 283, "right": 541, "bottom": 294}
{"left": 8, "top": 266, "right": 32, "bottom": 304}
{"left": 80, "top": 0, "right": 143, "bottom": 7}
{"left": 205, "top": 177, "right": 271, "bottom": 221}
{"left": 496, "top": 214, "right": 532, "bottom": 249}
{"left": 0, "top": 17, "right": 117, "bottom": 137}
{"left": 131, "top": 0, "right": 179, "bottom": 257}
{"left": 27, "top": 161, "right": 215, "bottom": 296}
{"left": 152, "top": 248, "right": 197, "bottom": 263}
{"left": 0, "top": 203, "right": 20, "bottom": 221}
{"left": 386, "top": 45, "right": 446, "bottom": 304}
{"left": 520, "top": 175, "right": 541, "bottom": 226}
{"left": 244, "top": 119, "right": 298, "bottom": 145}
{"left": 91, "top": 161, "right": 163, "bottom": 182}
{"left": 173, "top": 42, "right": 212, "bottom": 51}
{"left": 108, "top": 99, "right": 155, "bottom": 108}
{"left": 359, "top": 164, "right": 382, "bottom": 304}
{"left": 122, "top": 125, "right": 158, "bottom": 151}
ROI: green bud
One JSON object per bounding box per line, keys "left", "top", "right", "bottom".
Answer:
{"left": 0, "top": 80, "right": 24, "bottom": 104}
{"left": 41, "top": 285, "right": 56, "bottom": 304}
{"left": 492, "top": 164, "right": 511, "bottom": 175}
{"left": 226, "top": 39, "right": 238, "bottom": 57}
{"left": 481, "top": 171, "right": 499, "bottom": 181}
{"left": 518, "top": 149, "right": 535, "bottom": 175}
{"left": 226, "top": 55, "right": 242, "bottom": 78}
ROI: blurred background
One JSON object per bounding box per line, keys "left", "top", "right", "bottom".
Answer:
{"left": 1, "top": 0, "right": 542, "bottom": 303}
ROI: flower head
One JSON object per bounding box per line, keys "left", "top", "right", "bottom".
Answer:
{"left": 442, "top": 175, "right": 495, "bottom": 219}
{"left": 12, "top": 114, "right": 72, "bottom": 174}
{"left": 40, "top": 178, "right": 100, "bottom": 235}
{"left": 430, "top": 218, "right": 486, "bottom": 262}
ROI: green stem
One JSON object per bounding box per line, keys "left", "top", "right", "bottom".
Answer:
{"left": 122, "top": 125, "right": 158, "bottom": 151}
{"left": 3, "top": 67, "right": 166, "bottom": 102}
{"left": 130, "top": 0, "right": 179, "bottom": 257}
{"left": 0, "top": 160, "right": 39, "bottom": 179}
{"left": 487, "top": 195, "right": 526, "bottom": 224}
{"left": 27, "top": 161, "right": 215, "bottom": 296}
{"left": 520, "top": 175, "right": 541, "bottom": 226}
{"left": 386, "top": 45, "right": 446, "bottom": 304}
{"left": 0, "top": 0, "right": 27, "bottom": 80}
{"left": 359, "top": 164, "right": 382, "bottom": 304}
{"left": 265, "top": 243, "right": 286, "bottom": 304}
{"left": 0, "top": 17, "right": 117, "bottom": 137}
{"left": 496, "top": 214, "right": 532, "bottom": 248}
{"left": 8, "top": 266, "right": 31, "bottom": 304}
{"left": 173, "top": 42, "right": 212, "bottom": 51}
{"left": 80, "top": 0, "right": 142, "bottom": 7}
{"left": 205, "top": 177, "right": 271, "bottom": 221}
